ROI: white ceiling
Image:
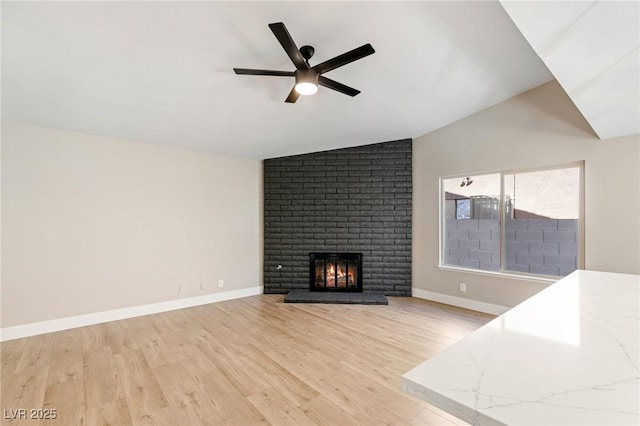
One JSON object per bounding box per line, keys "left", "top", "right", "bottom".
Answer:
{"left": 2, "top": 1, "right": 637, "bottom": 159}
{"left": 501, "top": 0, "right": 639, "bottom": 140}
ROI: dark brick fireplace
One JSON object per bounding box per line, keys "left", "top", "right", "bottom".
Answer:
{"left": 263, "top": 139, "right": 412, "bottom": 296}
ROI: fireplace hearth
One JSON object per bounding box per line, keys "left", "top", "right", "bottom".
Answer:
{"left": 310, "top": 252, "right": 363, "bottom": 292}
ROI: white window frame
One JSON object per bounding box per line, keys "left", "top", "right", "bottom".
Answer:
{"left": 438, "top": 162, "right": 585, "bottom": 282}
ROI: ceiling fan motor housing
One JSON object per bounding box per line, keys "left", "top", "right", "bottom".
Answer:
{"left": 300, "top": 45, "right": 315, "bottom": 61}
{"left": 295, "top": 69, "right": 319, "bottom": 85}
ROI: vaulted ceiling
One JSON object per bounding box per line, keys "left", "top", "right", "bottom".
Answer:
{"left": 2, "top": 1, "right": 638, "bottom": 159}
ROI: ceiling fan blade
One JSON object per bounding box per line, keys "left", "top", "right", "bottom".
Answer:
{"left": 312, "top": 43, "right": 375, "bottom": 75}
{"left": 285, "top": 86, "right": 300, "bottom": 103}
{"left": 318, "top": 75, "right": 361, "bottom": 97}
{"left": 268, "top": 22, "right": 308, "bottom": 70}
{"left": 233, "top": 68, "right": 294, "bottom": 77}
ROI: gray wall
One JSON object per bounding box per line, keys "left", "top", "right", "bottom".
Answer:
{"left": 2, "top": 123, "right": 262, "bottom": 327}
{"left": 263, "top": 139, "right": 412, "bottom": 296}
{"left": 414, "top": 81, "right": 639, "bottom": 309}
{"left": 445, "top": 218, "right": 578, "bottom": 276}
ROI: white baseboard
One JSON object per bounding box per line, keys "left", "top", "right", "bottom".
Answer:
{"left": 412, "top": 288, "right": 509, "bottom": 316}
{"left": 0, "top": 286, "right": 263, "bottom": 342}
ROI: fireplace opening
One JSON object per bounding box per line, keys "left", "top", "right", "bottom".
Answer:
{"left": 310, "top": 252, "right": 363, "bottom": 292}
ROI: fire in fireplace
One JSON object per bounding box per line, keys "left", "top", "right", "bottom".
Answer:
{"left": 310, "top": 252, "right": 363, "bottom": 292}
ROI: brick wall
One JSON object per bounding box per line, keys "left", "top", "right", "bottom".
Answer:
{"left": 263, "top": 139, "right": 412, "bottom": 296}
{"left": 505, "top": 218, "right": 578, "bottom": 276}
{"left": 445, "top": 218, "right": 578, "bottom": 276}
{"left": 445, "top": 219, "right": 500, "bottom": 271}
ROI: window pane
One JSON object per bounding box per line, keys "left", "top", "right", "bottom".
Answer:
{"left": 443, "top": 174, "right": 500, "bottom": 271}
{"left": 456, "top": 199, "right": 470, "bottom": 219}
{"left": 504, "top": 167, "right": 579, "bottom": 276}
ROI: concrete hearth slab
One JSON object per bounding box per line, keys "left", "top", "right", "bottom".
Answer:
{"left": 284, "top": 290, "right": 388, "bottom": 305}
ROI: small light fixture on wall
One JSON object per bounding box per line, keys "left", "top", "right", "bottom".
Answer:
{"left": 460, "top": 176, "right": 473, "bottom": 187}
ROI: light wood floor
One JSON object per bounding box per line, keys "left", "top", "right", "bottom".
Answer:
{"left": 1, "top": 295, "right": 493, "bottom": 425}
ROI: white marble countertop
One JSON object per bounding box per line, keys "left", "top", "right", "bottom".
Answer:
{"left": 402, "top": 270, "right": 640, "bottom": 425}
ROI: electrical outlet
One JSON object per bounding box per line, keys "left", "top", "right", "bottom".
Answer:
{"left": 459, "top": 283, "right": 467, "bottom": 293}
{"left": 200, "top": 282, "right": 204, "bottom": 291}
{"left": 218, "top": 279, "right": 224, "bottom": 288}
{"left": 179, "top": 284, "right": 183, "bottom": 293}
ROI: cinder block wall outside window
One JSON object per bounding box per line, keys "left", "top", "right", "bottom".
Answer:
{"left": 445, "top": 218, "right": 578, "bottom": 276}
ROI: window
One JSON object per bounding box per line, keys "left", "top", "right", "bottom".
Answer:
{"left": 441, "top": 164, "right": 582, "bottom": 278}
{"left": 455, "top": 199, "right": 470, "bottom": 219}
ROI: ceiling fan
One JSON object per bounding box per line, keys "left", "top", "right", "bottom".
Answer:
{"left": 233, "top": 22, "right": 375, "bottom": 103}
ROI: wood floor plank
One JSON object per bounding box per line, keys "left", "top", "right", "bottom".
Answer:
{"left": 47, "top": 329, "right": 83, "bottom": 387}
{"left": 104, "top": 320, "right": 139, "bottom": 355}
{"left": 1, "top": 338, "right": 27, "bottom": 377}
{"left": 85, "top": 398, "right": 133, "bottom": 426}
{"left": 160, "top": 376, "right": 225, "bottom": 426}
{"left": 82, "top": 346, "right": 124, "bottom": 409}
{"left": 1, "top": 295, "right": 492, "bottom": 425}
{"left": 150, "top": 361, "right": 190, "bottom": 388}
{"left": 409, "top": 407, "right": 458, "bottom": 425}
{"left": 80, "top": 323, "right": 108, "bottom": 353}
{"left": 195, "top": 339, "right": 274, "bottom": 398}
{"left": 113, "top": 349, "right": 169, "bottom": 419}
{"left": 299, "top": 394, "right": 366, "bottom": 426}
{"left": 133, "top": 332, "right": 173, "bottom": 369}
{"left": 1, "top": 366, "right": 50, "bottom": 424}
{"left": 43, "top": 378, "right": 86, "bottom": 425}
{"left": 194, "top": 368, "right": 269, "bottom": 426}
{"left": 133, "top": 406, "right": 179, "bottom": 426}
{"left": 14, "top": 333, "right": 55, "bottom": 373}
{"left": 247, "top": 387, "right": 316, "bottom": 426}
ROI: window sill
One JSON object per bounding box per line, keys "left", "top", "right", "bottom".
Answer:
{"left": 437, "top": 265, "right": 559, "bottom": 284}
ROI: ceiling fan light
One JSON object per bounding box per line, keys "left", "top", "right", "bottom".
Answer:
{"left": 295, "top": 81, "right": 318, "bottom": 96}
